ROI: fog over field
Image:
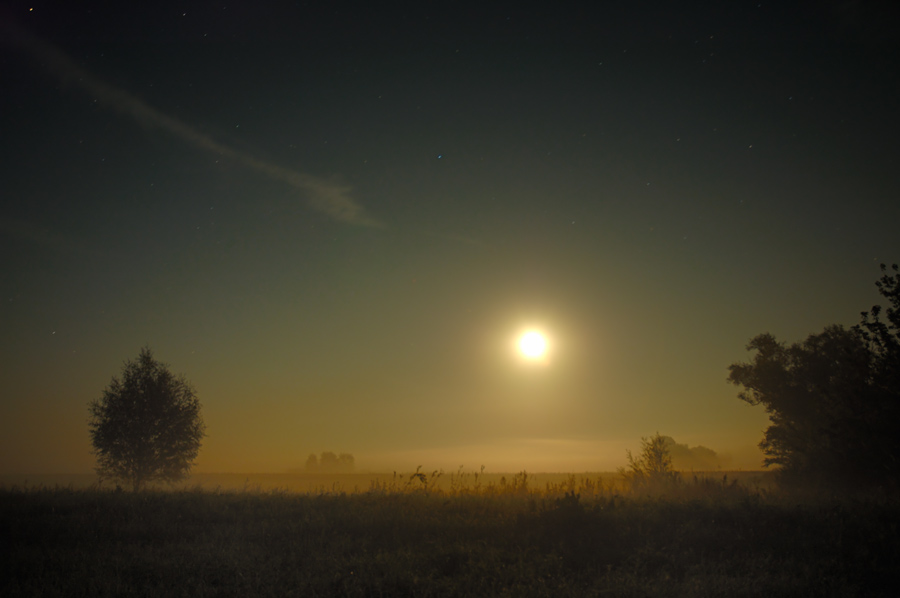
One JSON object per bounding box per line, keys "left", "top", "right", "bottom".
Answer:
{"left": 1, "top": 2, "right": 897, "bottom": 487}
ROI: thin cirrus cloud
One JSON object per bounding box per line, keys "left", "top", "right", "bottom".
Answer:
{"left": 2, "top": 22, "right": 380, "bottom": 228}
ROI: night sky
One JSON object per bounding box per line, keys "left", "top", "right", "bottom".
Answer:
{"left": 2, "top": 1, "right": 898, "bottom": 475}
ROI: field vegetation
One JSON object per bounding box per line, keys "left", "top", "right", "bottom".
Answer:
{"left": 3, "top": 470, "right": 898, "bottom": 597}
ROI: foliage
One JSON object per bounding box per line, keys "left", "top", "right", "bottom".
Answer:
{"left": 304, "top": 452, "right": 318, "bottom": 471}
{"left": 728, "top": 264, "right": 900, "bottom": 493}
{"left": 304, "top": 451, "right": 355, "bottom": 472}
{"left": 620, "top": 432, "right": 680, "bottom": 494}
{"left": 88, "top": 347, "right": 205, "bottom": 491}
{"left": 854, "top": 264, "right": 900, "bottom": 435}
{"left": 661, "top": 435, "right": 723, "bottom": 470}
{"left": 856, "top": 263, "right": 900, "bottom": 363}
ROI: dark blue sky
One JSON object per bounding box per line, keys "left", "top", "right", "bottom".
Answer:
{"left": 1, "top": 1, "right": 898, "bottom": 473}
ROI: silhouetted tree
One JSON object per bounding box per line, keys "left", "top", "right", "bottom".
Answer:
{"left": 311, "top": 451, "right": 355, "bottom": 473}
{"left": 620, "top": 432, "right": 679, "bottom": 493}
{"left": 855, "top": 263, "right": 900, "bottom": 397}
{"left": 320, "top": 451, "right": 339, "bottom": 471}
{"left": 853, "top": 263, "right": 900, "bottom": 488}
{"left": 728, "top": 264, "right": 900, "bottom": 493}
{"left": 304, "top": 453, "right": 319, "bottom": 472}
{"left": 338, "top": 453, "right": 355, "bottom": 472}
{"left": 660, "top": 435, "right": 724, "bottom": 470}
{"left": 89, "top": 347, "right": 205, "bottom": 491}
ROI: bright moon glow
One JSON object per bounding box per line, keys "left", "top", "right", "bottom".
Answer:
{"left": 519, "top": 331, "right": 547, "bottom": 358}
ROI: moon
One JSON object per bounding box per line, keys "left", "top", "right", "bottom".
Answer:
{"left": 518, "top": 331, "right": 547, "bottom": 359}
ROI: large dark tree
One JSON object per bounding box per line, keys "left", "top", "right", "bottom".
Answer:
{"left": 89, "top": 347, "right": 205, "bottom": 491}
{"left": 853, "top": 263, "right": 900, "bottom": 486}
{"left": 855, "top": 264, "right": 900, "bottom": 396}
{"left": 728, "top": 265, "right": 900, "bottom": 493}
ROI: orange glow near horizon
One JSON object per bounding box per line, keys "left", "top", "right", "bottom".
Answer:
{"left": 2, "top": 5, "right": 888, "bottom": 480}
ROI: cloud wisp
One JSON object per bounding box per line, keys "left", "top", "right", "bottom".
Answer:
{"left": 3, "top": 23, "right": 380, "bottom": 227}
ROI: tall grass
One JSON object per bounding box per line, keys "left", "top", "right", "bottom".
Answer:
{"left": 2, "top": 471, "right": 898, "bottom": 597}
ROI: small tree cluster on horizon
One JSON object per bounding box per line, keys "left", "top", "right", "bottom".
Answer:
{"left": 659, "top": 435, "right": 726, "bottom": 470}
{"left": 305, "top": 451, "right": 355, "bottom": 473}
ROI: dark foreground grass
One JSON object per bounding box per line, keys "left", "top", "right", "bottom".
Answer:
{"left": 2, "top": 483, "right": 899, "bottom": 597}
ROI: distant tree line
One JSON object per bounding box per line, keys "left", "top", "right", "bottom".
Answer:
{"left": 729, "top": 264, "right": 900, "bottom": 494}
{"left": 305, "top": 452, "right": 355, "bottom": 473}
{"left": 660, "top": 435, "right": 726, "bottom": 470}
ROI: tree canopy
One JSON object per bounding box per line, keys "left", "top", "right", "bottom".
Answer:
{"left": 305, "top": 451, "right": 355, "bottom": 473}
{"left": 620, "top": 432, "right": 679, "bottom": 493}
{"left": 89, "top": 347, "right": 205, "bottom": 491}
{"left": 728, "top": 264, "right": 900, "bottom": 493}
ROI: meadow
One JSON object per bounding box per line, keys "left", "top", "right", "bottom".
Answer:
{"left": 2, "top": 471, "right": 898, "bottom": 597}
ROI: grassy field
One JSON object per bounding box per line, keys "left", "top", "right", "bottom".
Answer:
{"left": 0, "top": 469, "right": 775, "bottom": 494}
{"left": 2, "top": 474, "right": 898, "bottom": 597}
